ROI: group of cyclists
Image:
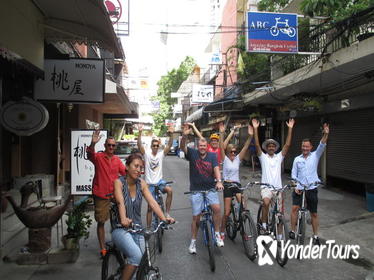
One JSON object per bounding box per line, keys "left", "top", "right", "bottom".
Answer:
{"left": 88, "top": 118, "right": 330, "bottom": 279}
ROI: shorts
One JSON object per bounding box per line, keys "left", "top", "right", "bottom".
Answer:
{"left": 148, "top": 179, "right": 170, "bottom": 199}
{"left": 261, "top": 188, "right": 284, "bottom": 212}
{"left": 190, "top": 190, "right": 220, "bottom": 216}
{"left": 112, "top": 228, "right": 145, "bottom": 266}
{"left": 223, "top": 182, "right": 242, "bottom": 198}
{"left": 292, "top": 188, "right": 318, "bottom": 213}
{"left": 94, "top": 196, "right": 110, "bottom": 223}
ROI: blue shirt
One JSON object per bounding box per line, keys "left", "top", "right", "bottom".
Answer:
{"left": 185, "top": 147, "right": 218, "bottom": 191}
{"left": 291, "top": 142, "right": 326, "bottom": 190}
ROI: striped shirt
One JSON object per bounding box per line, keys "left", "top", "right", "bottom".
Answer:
{"left": 113, "top": 177, "right": 143, "bottom": 228}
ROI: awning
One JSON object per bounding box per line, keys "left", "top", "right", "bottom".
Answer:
{"left": 34, "top": 0, "right": 123, "bottom": 58}
{"left": 185, "top": 107, "right": 204, "bottom": 123}
{"left": 204, "top": 85, "right": 244, "bottom": 113}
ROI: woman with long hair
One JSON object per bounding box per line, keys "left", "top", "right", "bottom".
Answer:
{"left": 218, "top": 122, "right": 253, "bottom": 239}
{"left": 111, "top": 154, "right": 174, "bottom": 280}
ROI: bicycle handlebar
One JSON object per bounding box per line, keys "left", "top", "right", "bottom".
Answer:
{"left": 291, "top": 178, "right": 324, "bottom": 189}
{"left": 184, "top": 188, "right": 218, "bottom": 195}
{"left": 116, "top": 221, "right": 171, "bottom": 234}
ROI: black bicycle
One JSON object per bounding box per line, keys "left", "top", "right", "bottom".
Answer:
{"left": 101, "top": 222, "right": 168, "bottom": 280}
{"left": 152, "top": 180, "right": 173, "bottom": 254}
{"left": 256, "top": 182, "right": 290, "bottom": 267}
{"left": 184, "top": 189, "right": 218, "bottom": 272}
{"left": 224, "top": 182, "right": 258, "bottom": 261}
{"left": 291, "top": 178, "right": 323, "bottom": 247}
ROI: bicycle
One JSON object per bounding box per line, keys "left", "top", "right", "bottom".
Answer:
{"left": 270, "top": 17, "right": 296, "bottom": 37}
{"left": 151, "top": 180, "right": 173, "bottom": 254}
{"left": 256, "top": 182, "right": 290, "bottom": 267}
{"left": 101, "top": 221, "right": 168, "bottom": 280}
{"left": 291, "top": 178, "right": 323, "bottom": 247}
{"left": 184, "top": 189, "right": 218, "bottom": 272}
{"left": 224, "top": 182, "right": 258, "bottom": 261}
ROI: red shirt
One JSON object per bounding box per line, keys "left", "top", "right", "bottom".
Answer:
{"left": 87, "top": 146, "right": 126, "bottom": 199}
{"left": 207, "top": 144, "right": 221, "bottom": 165}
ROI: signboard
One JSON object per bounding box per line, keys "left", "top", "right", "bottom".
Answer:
{"left": 35, "top": 59, "right": 105, "bottom": 103}
{"left": 247, "top": 12, "right": 298, "bottom": 53}
{"left": 210, "top": 52, "right": 222, "bottom": 65}
{"left": 192, "top": 84, "right": 214, "bottom": 104}
{"left": 71, "top": 130, "right": 107, "bottom": 195}
{"left": 104, "top": 0, "right": 130, "bottom": 36}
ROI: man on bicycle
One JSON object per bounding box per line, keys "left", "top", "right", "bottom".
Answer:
{"left": 252, "top": 118, "right": 295, "bottom": 234}
{"left": 181, "top": 123, "right": 225, "bottom": 254}
{"left": 137, "top": 124, "right": 175, "bottom": 227}
{"left": 289, "top": 123, "right": 329, "bottom": 245}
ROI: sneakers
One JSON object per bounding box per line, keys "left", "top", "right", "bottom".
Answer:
{"left": 259, "top": 225, "right": 269, "bottom": 235}
{"left": 220, "top": 232, "right": 225, "bottom": 241}
{"left": 313, "top": 236, "right": 321, "bottom": 246}
{"left": 289, "top": 231, "right": 296, "bottom": 240}
{"left": 215, "top": 233, "right": 224, "bottom": 247}
{"left": 188, "top": 240, "right": 196, "bottom": 254}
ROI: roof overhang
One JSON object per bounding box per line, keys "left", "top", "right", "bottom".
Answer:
{"left": 33, "top": 0, "right": 123, "bottom": 58}
{"left": 185, "top": 107, "right": 204, "bottom": 123}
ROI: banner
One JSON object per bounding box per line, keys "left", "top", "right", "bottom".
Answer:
{"left": 71, "top": 130, "right": 107, "bottom": 195}
{"left": 192, "top": 84, "right": 214, "bottom": 104}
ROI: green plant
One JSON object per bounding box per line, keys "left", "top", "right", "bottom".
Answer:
{"left": 65, "top": 200, "right": 92, "bottom": 240}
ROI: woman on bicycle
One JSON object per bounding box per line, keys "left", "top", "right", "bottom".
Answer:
{"left": 218, "top": 122, "right": 253, "bottom": 239}
{"left": 112, "top": 154, "right": 174, "bottom": 280}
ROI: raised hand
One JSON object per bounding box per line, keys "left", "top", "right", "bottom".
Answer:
{"left": 251, "top": 118, "right": 260, "bottom": 129}
{"left": 183, "top": 123, "right": 192, "bottom": 135}
{"left": 167, "top": 124, "right": 175, "bottom": 134}
{"left": 219, "top": 122, "right": 225, "bottom": 133}
{"left": 323, "top": 123, "right": 329, "bottom": 134}
{"left": 136, "top": 123, "right": 143, "bottom": 132}
{"left": 233, "top": 123, "right": 241, "bottom": 130}
{"left": 91, "top": 129, "right": 101, "bottom": 144}
{"left": 286, "top": 118, "right": 295, "bottom": 128}
{"left": 248, "top": 125, "right": 254, "bottom": 136}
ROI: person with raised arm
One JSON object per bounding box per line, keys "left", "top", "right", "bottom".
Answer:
{"left": 218, "top": 121, "right": 253, "bottom": 240}
{"left": 136, "top": 123, "right": 175, "bottom": 227}
{"left": 289, "top": 123, "right": 329, "bottom": 245}
{"left": 180, "top": 123, "right": 224, "bottom": 254}
{"left": 252, "top": 118, "right": 295, "bottom": 235}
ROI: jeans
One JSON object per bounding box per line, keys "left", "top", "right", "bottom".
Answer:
{"left": 112, "top": 228, "right": 145, "bottom": 266}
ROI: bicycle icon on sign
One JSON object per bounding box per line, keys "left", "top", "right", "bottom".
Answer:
{"left": 270, "top": 17, "right": 296, "bottom": 38}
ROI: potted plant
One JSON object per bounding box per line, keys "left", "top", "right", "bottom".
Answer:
{"left": 62, "top": 200, "right": 92, "bottom": 250}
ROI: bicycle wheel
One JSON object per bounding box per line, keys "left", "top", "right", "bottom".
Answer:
{"left": 256, "top": 204, "right": 263, "bottom": 235}
{"left": 202, "top": 220, "right": 216, "bottom": 272}
{"left": 226, "top": 210, "right": 237, "bottom": 240}
{"left": 297, "top": 212, "right": 306, "bottom": 246}
{"left": 101, "top": 247, "right": 124, "bottom": 280}
{"left": 241, "top": 212, "right": 258, "bottom": 261}
{"left": 156, "top": 197, "right": 165, "bottom": 253}
{"left": 275, "top": 216, "right": 289, "bottom": 267}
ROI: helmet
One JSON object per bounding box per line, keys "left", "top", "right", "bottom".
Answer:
{"left": 210, "top": 133, "right": 219, "bottom": 140}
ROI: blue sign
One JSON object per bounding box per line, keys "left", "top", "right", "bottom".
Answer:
{"left": 247, "top": 12, "right": 298, "bottom": 53}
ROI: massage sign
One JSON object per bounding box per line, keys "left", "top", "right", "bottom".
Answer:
{"left": 34, "top": 59, "right": 105, "bottom": 103}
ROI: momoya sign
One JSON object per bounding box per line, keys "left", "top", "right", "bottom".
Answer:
{"left": 35, "top": 59, "right": 105, "bottom": 103}
{"left": 247, "top": 12, "right": 298, "bottom": 53}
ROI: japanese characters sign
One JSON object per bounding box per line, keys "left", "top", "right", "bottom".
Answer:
{"left": 246, "top": 12, "right": 298, "bottom": 54}
{"left": 35, "top": 59, "right": 105, "bottom": 103}
{"left": 192, "top": 84, "right": 214, "bottom": 104}
{"left": 71, "top": 130, "right": 107, "bottom": 195}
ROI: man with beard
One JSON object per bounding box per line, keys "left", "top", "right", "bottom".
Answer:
{"left": 181, "top": 123, "right": 224, "bottom": 254}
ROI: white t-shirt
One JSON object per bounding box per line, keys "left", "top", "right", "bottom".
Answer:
{"left": 259, "top": 152, "right": 284, "bottom": 190}
{"left": 223, "top": 155, "right": 241, "bottom": 183}
{"left": 144, "top": 149, "right": 165, "bottom": 185}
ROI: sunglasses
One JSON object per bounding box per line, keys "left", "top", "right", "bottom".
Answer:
{"left": 152, "top": 145, "right": 159, "bottom": 148}
{"left": 230, "top": 150, "right": 237, "bottom": 154}
{"left": 107, "top": 144, "right": 116, "bottom": 147}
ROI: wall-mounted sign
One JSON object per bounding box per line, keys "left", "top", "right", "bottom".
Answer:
{"left": 0, "top": 97, "right": 49, "bottom": 136}
{"left": 104, "top": 0, "right": 130, "bottom": 36}
{"left": 247, "top": 12, "right": 298, "bottom": 53}
{"left": 34, "top": 59, "right": 105, "bottom": 103}
{"left": 192, "top": 84, "right": 214, "bottom": 104}
{"left": 341, "top": 99, "right": 350, "bottom": 109}
{"left": 71, "top": 130, "right": 107, "bottom": 195}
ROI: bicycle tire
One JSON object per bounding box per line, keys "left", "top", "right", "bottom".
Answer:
{"left": 136, "top": 254, "right": 150, "bottom": 280}
{"left": 256, "top": 204, "right": 264, "bottom": 235}
{"left": 275, "top": 216, "right": 289, "bottom": 267}
{"left": 203, "top": 220, "right": 216, "bottom": 272}
{"left": 226, "top": 212, "right": 237, "bottom": 240}
{"left": 155, "top": 196, "right": 165, "bottom": 254}
{"left": 241, "top": 212, "right": 258, "bottom": 261}
{"left": 297, "top": 213, "right": 306, "bottom": 246}
{"left": 101, "top": 247, "right": 124, "bottom": 280}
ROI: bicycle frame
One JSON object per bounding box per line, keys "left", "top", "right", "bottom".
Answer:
{"left": 200, "top": 191, "right": 216, "bottom": 246}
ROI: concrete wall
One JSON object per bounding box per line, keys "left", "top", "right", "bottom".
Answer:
{"left": 0, "top": 0, "right": 44, "bottom": 70}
